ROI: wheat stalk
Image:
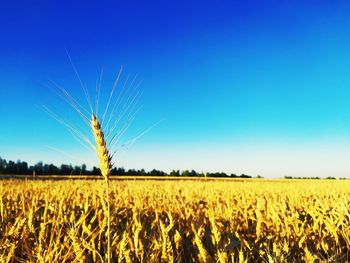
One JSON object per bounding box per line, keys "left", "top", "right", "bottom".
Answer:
{"left": 69, "top": 227, "right": 85, "bottom": 262}
{"left": 45, "top": 61, "right": 145, "bottom": 262}
{"left": 90, "top": 113, "right": 112, "bottom": 263}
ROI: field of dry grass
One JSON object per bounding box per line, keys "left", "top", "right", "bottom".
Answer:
{"left": 1, "top": 179, "right": 350, "bottom": 262}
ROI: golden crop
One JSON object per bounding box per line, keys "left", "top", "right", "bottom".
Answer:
{"left": 1, "top": 179, "right": 350, "bottom": 262}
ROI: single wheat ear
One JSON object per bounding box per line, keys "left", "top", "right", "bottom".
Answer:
{"left": 91, "top": 114, "right": 112, "bottom": 180}
{"left": 91, "top": 113, "right": 112, "bottom": 263}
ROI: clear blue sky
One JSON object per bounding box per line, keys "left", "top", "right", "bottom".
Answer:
{"left": 2, "top": 1, "right": 350, "bottom": 177}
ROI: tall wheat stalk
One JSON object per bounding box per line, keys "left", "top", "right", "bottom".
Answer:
{"left": 91, "top": 114, "right": 112, "bottom": 263}
{"left": 45, "top": 59, "right": 146, "bottom": 262}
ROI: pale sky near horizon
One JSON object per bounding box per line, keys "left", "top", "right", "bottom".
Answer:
{"left": 2, "top": 1, "right": 350, "bottom": 177}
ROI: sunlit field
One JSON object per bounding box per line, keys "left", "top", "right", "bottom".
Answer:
{"left": 1, "top": 178, "right": 350, "bottom": 262}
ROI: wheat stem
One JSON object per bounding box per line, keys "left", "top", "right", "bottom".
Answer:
{"left": 91, "top": 114, "right": 111, "bottom": 263}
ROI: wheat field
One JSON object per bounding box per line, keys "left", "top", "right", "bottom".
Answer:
{"left": 1, "top": 178, "right": 350, "bottom": 262}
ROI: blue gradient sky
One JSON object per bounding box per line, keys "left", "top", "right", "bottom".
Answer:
{"left": 2, "top": 1, "right": 350, "bottom": 177}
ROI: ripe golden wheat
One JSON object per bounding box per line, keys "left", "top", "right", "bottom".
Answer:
{"left": 91, "top": 114, "right": 112, "bottom": 180}
{"left": 6, "top": 65, "right": 349, "bottom": 262}
{"left": 91, "top": 113, "right": 112, "bottom": 263}
{"left": 42, "top": 65, "right": 141, "bottom": 263}
{"left": 1, "top": 179, "right": 350, "bottom": 262}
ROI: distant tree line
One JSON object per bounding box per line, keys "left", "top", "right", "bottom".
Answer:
{"left": 284, "top": 176, "right": 347, "bottom": 180}
{"left": 0, "top": 157, "right": 253, "bottom": 178}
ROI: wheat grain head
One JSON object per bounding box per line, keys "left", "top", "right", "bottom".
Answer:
{"left": 91, "top": 114, "right": 112, "bottom": 180}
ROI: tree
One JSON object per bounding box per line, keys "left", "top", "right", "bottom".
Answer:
{"left": 0, "top": 157, "right": 6, "bottom": 174}
{"left": 81, "top": 164, "right": 87, "bottom": 175}
{"left": 181, "top": 170, "right": 190, "bottom": 177}
{"left": 170, "top": 170, "right": 180, "bottom": 177}
{"left": 6, "top": 160, "right": 16, "bottom": 174}
{"left": 17, "top": 160, "right": 28, "bottom": 174}
{"left": 92, "top": 166, "right": 100, "bottom": 175}
{"left": 74, "top": 166, "right": 81, "bottom": 175}
{"left": 35, "top": 162, "right": 43, "bottom": 175}
{"left": 61, "top": 164, "right": 73, "bottom": 175}
{"left": 149, "top": 169, "right": 166, "bottom": 176}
